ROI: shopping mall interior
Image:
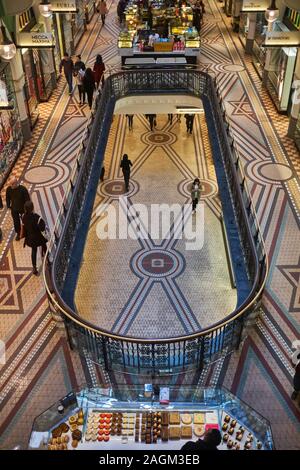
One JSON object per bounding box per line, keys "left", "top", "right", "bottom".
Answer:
{"left": 0, "top": 0, "right": 299, "bottom": 453}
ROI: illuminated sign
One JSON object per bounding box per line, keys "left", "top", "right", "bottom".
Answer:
{"left": 51, "top": 1, "right": 77, "bottom": 12}
{"left": 241, "top": 0, "right": 269, "bottom": 12}
{"left": 17, "top": 32, "right": 55, "bottom": 48}
{"left": 264, "top": 31, "right": 300, "bottom": 47}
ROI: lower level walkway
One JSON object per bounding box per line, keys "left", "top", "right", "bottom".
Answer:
{"left": 0, "top": 0, "right": 299, "bottom": 450}
{"left": 75, "top": 114, "right": 236, "bottom": 337}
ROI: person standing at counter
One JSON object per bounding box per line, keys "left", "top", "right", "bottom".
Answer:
{"left": 181, "top": 428, "right": 222, "bottom": 451}
{"left": 120, "top": 154, "right": 133, "bottom": 192}
{"left": 83, "top": 68, "right": 96, "bottom": 109}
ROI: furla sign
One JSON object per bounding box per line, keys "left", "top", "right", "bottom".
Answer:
{"left": 51, "top": 1, "right": 77, "bottom": 11}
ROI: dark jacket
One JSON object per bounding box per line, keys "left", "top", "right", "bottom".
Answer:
{"left": 83, "top": 74, "right": 95, "bottom": 93}
{"left": 59, "top": 58, "right": 74, "bottom": 76}
{"left": 6, "top": 185, "right": 30, "bottom": 212}
{"left": 93, "top": 62, "right": 105, "bottom": 83}
{"left": 120, "top": 158, "right": 132, "bottom": 174}
{"left": 74, "top": 60, "right": 85, "bottom": 74}
{"left": 181, "top": 439, "right": 219, "bottom": 451}
{"left": 22, "top": 213, "right": 47, "bottom": 248}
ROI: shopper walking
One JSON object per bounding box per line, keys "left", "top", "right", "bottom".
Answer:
{"left": 93, "top": 54, "right": 106, "bottom": 88}
{"left": 6, "top": 177, "right": 30, "bottom": 240}
{"left": 146, "top": 114, "right": 156, "bottom": 131}
{"left": 99, "top": 0, "right": 108, "bottom": 24}
{"left": 126, "top": 114, "right": 134, "bottom": 130}
{"left": 22, "top": 201, "right": 47, "bottom": 276}
{"left": 59, "top": 53, "right": 74, "bottom": 95}
{"left": 191, "top": 178, "right": 201, "bottom": 213}
{"left": 75, "top": 64, "right": 86, "bottom": 105}
{"left": 168, "top": 114, "right": 173, "bottom": 124}
{"left": 185, "top": 114, "right": 195, "bottom": 134}
{"left": 83, "top": 68, "right": 96, "bottom": 109}
{"left": 291, "top": 360, "right": 300, "bottom": 401}
{"left": 74, "top": 55, "right": 85, "bottom": 74}
{"left": 120, "top": 154, "right": 133, "bottom": 192}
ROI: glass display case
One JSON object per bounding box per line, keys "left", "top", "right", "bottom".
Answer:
{"left": 118, "top": 31, "right": 133, "bottom": 48}
{"left": 28, "top": 386, "right": 274, "bottom": 451}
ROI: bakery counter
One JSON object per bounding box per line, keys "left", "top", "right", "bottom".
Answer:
{"left": 28, "top": 387, "right": 274, "bottom": 451}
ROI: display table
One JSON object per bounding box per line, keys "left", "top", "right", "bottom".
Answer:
{"left": 28, "top": 387, "right": 274, "bottom": 451}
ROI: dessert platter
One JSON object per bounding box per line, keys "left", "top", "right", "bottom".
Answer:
{"left": 220, "top": 412, "right": 263, "bottom": 451}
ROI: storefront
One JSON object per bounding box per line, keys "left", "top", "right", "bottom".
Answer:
{"left": 51, "top": 0, "right": 87, "bottom": 58}
{"left": 28, "top": 386, "right": 274, "bottom": 451}
{"left": 17, "top": 8, "right": 56, "bottom": 127}
{"left": 263, "top": 24, "right": 298, "bottom": 113}
{"left": 118, "top": 1, "right": 201, "bottom": 65}
{"left": 252, "top": 11, "right": 268, "bottom": 77}
{"left": 0, "top": 62, "right": 23, "bottom": 189}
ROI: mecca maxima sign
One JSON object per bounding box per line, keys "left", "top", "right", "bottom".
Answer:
{"left": 51, "top": 1, "right": 77, "bottom": 12}
{"left": 241, "top": 0, "right": 269, "bottom": 12}
{"left": 264, "top": 31, "right": 300, "bottom": 47}
{"left": 16, "top": 32, "right": 55, "bottom": 48}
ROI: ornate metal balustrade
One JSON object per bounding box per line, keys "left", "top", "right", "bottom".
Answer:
{"left": 43, "top": 70, "right": 268, "bottom": 376}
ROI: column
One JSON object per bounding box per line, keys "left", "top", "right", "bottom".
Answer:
{"left": 9, "top": 51, "right": 31, "bottom": 141}
{"left": 287, "top": 52, "right": 300, "bottom": 138}
{"left": 262, "top": 20, "right": 275, "bottom": 85}
{"left": 232, "top": 0, "right": 242, "bottom": 33}
{"left": 43, "top": 16, "right": 57, "bottom": 89}
{"left": 245, "top": 13, "right": 257, "bottom": 54}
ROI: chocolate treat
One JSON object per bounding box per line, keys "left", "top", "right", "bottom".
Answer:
{"left": 257, "top": 441, "right": 262, "bottom": 450}
{"left": 222, "top": 423, "right": 228, "bottom": 431}
{"left": 224, "top": 415, "right": 230, "bottom": 423}
{"left": 72, "top": 429, "right": 82, "bottom": 441}
{"left": 231, "top": 420, "right": 237, "bottom": 427}
{"left": 228, "top": 427, "right": 234, "bottom": 435}
{"left": 161, "top": 412, "right": 169, "bottom": 426}
{"left": 223, "top": 433, "right": 229, "bottom": 442}
{"left": 135, "top": 434, "right": 139, "bottom": 442}
{"left": 161, "top": 427, "right": 168, "bottom": 442}
{"left": 236, "top": 433, "right": 243, "bottom": 441}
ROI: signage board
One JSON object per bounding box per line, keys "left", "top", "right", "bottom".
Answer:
{"left": 16, "top": 32, "right": 55, "bottom": 48}
{"left": 241, "top": 0, "right": 269, "bottom": 12}
{"left": 264, "top": 31, "right": 300, "bottom": 47}
{"left": 51, "top": 1, "right": 77, "bottom": 12}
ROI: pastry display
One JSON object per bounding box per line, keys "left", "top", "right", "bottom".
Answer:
{"left": 169, "top": 412, "right": 180, "bottom": 425}
{"left": 193, "top": 413, "right": 205, "bottom": 424}
{"left": 169, "top": 426, "right": 181, "bottom": 440}
{"left": 51, "top": 426, "right": 63, "bottom": 438}
{"left": 194, "top": 425, "right": 205, "bottom": 437}
{"left": 72, "top": 429, "right": 82, "bottom": 441}
{"left": 181, "top": 426, "right": 192, "bottom": 439}
{"left": 161, "top": 411, "right": 169, "bottom": 426}
{"left": 181, "top": 413, "right": 192, "bottom": 425}
{"left": 71, "top": 440, "right": 78, "bottom": 448}
{"left": 69, "top": 415, "right": 77, "bottom": 425}
{"left": 161, "top": 426, "right": 169, "bottom": 442}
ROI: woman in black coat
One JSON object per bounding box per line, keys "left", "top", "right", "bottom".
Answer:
{"left": 120, "top": 154, "right": 133, "bottom": 192}
{"left": 22, "top": 201, "right": 47, "bottom": 275}
{"left": 83, "top": 67, "right": 96, "bottom": 109}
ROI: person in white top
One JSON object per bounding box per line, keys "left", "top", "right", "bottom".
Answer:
{"left": 75, "top": 64, "right": 86, "bottom": 105}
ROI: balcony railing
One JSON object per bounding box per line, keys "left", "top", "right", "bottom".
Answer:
{"left": 43, "top": 69, "right": 268, "bottom": 375}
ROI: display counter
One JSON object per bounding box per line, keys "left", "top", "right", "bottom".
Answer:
{"left": 118, "top": 1, "right": 201, "bottom": 65}
{"left": 28, "top": 386, "right": 274, "bottom": 451}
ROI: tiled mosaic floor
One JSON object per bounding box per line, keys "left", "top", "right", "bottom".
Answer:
{"left": 75, "top": 114, "right": 236, "bottom": 336}
{"left": 0, "top": 0, "right": 299, "bottom": 450}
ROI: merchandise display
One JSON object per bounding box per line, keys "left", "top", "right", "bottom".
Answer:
{"left": 118, "top": 0, "right": 200, "bottom": 63}
{"left": 28, "top": 387, "right": 274, "bottom": 450}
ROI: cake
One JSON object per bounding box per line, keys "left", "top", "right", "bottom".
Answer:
{"left": 169, "top": 412, "right": 180, "bottom": 425}
{"left": 161, "top": 427, "right": 169, "bottom": 441}
{"left": 181, "top": 426, "right": 193, "bottom": 439}
{"left": 169, "top": 426, "right": 181, "bottom": 439}
{"left": 194, "top": 425, "right": 205, "bottom": 437}
{"left": 181, "top": 413, "right": 192, "bottom": 425}
{"left": 194, "top": 413, "right": 205, "bottom": 424}
{"left": 161, "top": 412, "right": 169, "bottom": 426}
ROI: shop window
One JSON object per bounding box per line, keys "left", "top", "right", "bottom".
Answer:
{"left": 284, "top": 7, "right": 300, "bottom": 31}
{"left": 0, "top": 63, "right": 23, "bottom": 188}
{"left": 19, "top": 8, "right": 36, "bottom": 32}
